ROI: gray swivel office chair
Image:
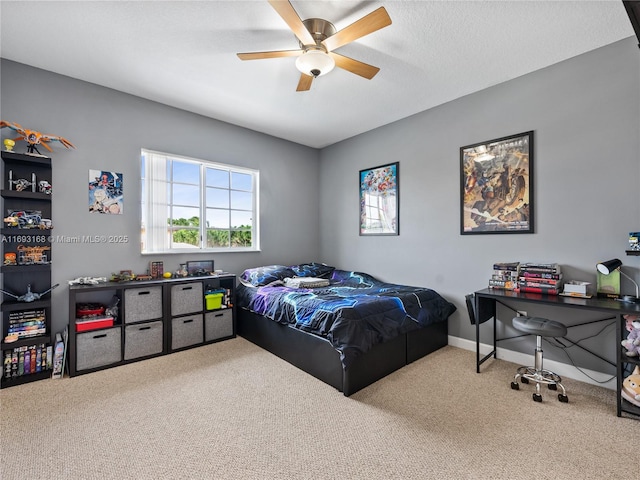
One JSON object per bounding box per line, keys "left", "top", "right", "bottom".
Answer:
{"left": 510, "top": 316, "right": 569, "bottom": 403}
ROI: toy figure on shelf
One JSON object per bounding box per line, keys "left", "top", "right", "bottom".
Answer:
{"left": 38, "top": 181, "right": 52, "bottom": 195}
{"left": 0, "top": 283, "right": 59, "bottom": 302}
{"left": 621, "top": 365, "right": 640, "bottom": 407}
{"left": 105, "top": 296, "right": 120, "bottom": 321}
{"left": 3, "top": 252, "right": 17, "bottom": 265}
{"left": 621, "top": 315, "right": 640, "bottom": 357}
{"left": 4, "top": 210, "right": 40, "bottom": 228}
{"left": 9, "top": 178, "right": 33, "bottom": 191}
{"left": 8, "top": 170, "right": 36, "bottom": 192}
{"left": 3, "top": 210, "right": 51, "bottom": 229}
{"left": 17, "top": 245, "right": 51, "bottom": 265}
{"left": 0, "top": 120, "right": 75, "bottom": 155}
{"left": 68, "top": 277, "right": 107, "bottom": 286}
{"left": 4, "top": 138, "right": 15, "bottom": 151}
{"left": 110, "top": 270, "right": 135, "bottom": 282}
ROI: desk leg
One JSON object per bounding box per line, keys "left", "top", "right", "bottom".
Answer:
{"left": 617, "top": 314, "right": 623, "bottom": 417}
{"left": 475, "top": 295, "right": 498, "bottom": 373}
{"left": 476, "top": 306, "right": 481, "bottom": 373}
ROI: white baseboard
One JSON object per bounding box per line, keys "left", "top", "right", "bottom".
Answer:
{"left": 448, "top": 335, "right": 617, "bottom": 390}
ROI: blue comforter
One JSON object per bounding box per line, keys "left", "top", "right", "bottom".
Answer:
{"left": 236, "top": 269, "right": 456, "bottom": 368}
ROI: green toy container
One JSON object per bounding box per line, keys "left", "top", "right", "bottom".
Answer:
{"left": 205, "top": 292, "right": 224, "bottom": 310}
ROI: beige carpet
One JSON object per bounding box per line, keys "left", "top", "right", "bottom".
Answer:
{"left": 1, "top": 337, "right": 637, "bottom": 480}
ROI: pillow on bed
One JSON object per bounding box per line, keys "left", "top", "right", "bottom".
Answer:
{"left": 240, "top": 265, "right": 296, "bottom": 287}
{"left": 289, "top": 262, "right": 335, "bottom": 278}
{"left": 283, "top": 276, "right": 330, "bottom": 288}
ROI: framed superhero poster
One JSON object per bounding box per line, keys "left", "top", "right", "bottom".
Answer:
{"left": 89, "top": 170, "right": 123, "bottom": 214}
{"left": 359, "top": 162, "right": 399, "bottom": 236}
{"left": 460, "top": 131, "right": 533, "bottom": 235}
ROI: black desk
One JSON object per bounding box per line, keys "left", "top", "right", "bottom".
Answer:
{"left": 474, "top": 288, "right": 640, "bottom": 417}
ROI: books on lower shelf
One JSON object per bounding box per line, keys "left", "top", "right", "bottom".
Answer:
{"left": 6, "top": 309, "right": 47, "bottom": 340}
{"left": 3, "top": 343, "right": 51, "bottom": 379}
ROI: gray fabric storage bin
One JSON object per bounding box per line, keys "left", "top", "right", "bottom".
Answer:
{"left": 171, "top": 314, "right": 203, "bottom": 350}
{"left": 124, "top": 286, "right": 163, "bottom": 323}
{"left": 76, "top": 327, "right": 122, "bottom": 371}
{"left": 124, "top": 321, "right": 163, "bottom": 360}
{"left": 205, "top": 309, "right": 234, "bottom": 342}
{"left": 171, "top": 282, "right": 203, "bottom": 316}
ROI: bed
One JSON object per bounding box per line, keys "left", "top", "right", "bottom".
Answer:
{"left": 236, "top": 263, "right": 457, "bottom": 396}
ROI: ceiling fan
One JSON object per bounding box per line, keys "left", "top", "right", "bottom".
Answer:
{"left": 237, "top": 0, "right": 392, "bottom": 91}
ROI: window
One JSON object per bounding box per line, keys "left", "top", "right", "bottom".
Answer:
{"left": 141, "top": 149, "right": 259, "bottom": 254}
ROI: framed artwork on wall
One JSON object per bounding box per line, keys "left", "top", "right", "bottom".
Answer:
{"left": 89, "top": 170, "right": 123, "bottom": 214}
{"left": 460, "top": 131, "right": 534, "bottom": 235}
{"left": 359, "top": 162, "right": 399, "bottom": 236}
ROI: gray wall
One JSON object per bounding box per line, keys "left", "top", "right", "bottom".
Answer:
{"left": 1, "top": 59, "right": 321, "bottom": 334}
{"left": 319, "top": 37, "right": 640, "bottom": 373}
{"left": 2, "top": 37, "right": 639, "bottom": 376}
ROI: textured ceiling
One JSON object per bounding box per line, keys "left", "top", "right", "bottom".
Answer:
{"left": 0, "top": 1, "right": 635, "bottom": 148}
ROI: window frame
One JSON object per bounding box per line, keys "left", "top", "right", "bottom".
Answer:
{"left": 141, "top": 149, "right": 260, "bottom": 254}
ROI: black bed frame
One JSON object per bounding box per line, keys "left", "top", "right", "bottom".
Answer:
{"left": 237, "top": 308, "right": 448, "bottom": 396}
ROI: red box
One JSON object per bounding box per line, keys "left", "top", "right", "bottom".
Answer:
{"left": 75, "top": 316, "right": 114, "bottom": 332}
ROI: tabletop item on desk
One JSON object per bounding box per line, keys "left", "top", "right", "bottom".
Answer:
{"left": 597, "top": 259, "right": 640, "bottom": 303}
{"left": 488, "top": 262, "right": 519, "bottom": 291}
{"left": 561, "top": 281, "right": 591, "bottom": 298}
{"left": 518, "top": 262, "right": 562, "bottom": 295}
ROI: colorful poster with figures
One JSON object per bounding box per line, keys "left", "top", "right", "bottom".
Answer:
{"left": 89, "top": 170, "right": 123, "bottom": 214}
{"left": 359, "top": 162, "right": 399, "bottom": 236}
{"left": 460, "top": 131, "right": 533, "bottom": 234}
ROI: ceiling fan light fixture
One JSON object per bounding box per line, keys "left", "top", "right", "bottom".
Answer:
{"left": 295, "top": 49, "right": 335, "bottom": 78}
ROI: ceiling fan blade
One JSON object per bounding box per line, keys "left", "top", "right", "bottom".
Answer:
{"left": 322, "top": 7, "right": 391, "bottom": 52}
{"left": 268, "top": 0, "right": 316, "bottom": 46}
{"left": 237, "top": 49, "right": 303, "bottom": 60}
{"left": 296, "top": 73, "right": 314, "bottom": 91}
{"left": 328, "top": 52, "right": 380, "bottom": 79}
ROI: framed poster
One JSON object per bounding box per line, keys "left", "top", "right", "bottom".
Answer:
{"left": 89, "top": 170, "right": 123, "bottom": 214}
{"left": 359, "top": 162, "right": 399, "bottom": 236}
{"left": 460, "top": 131, "right": 533, "bottom": 234}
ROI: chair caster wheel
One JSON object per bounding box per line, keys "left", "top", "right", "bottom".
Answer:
{"left": 511, "top": 382, "right": 519, "bottom": 390}
{"left": 521, "top": 377, "right": 529, "bottom": 384}
{"left": 558, "top": 394, "right": 568, "bottom": 403}
{"left": 533, "top": 393, "right": 542, "bottom": 402}
{"left": 548, "top": 383, "right": 557, "bottom": 391}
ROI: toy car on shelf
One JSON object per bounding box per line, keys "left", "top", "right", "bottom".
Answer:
{"left": 3, "top": 210, "right": 51, "bottom": 229}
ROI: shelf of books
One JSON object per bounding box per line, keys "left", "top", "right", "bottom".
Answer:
{"left": 1, "top": 150, "right": 55, "bottom": 388}
{"left": 2, "top": 307, "right": 53, "bottom": 387}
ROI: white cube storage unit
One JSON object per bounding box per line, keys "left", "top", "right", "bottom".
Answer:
{"left": 68, "top": 274, "right": 236, "bottom": 377}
